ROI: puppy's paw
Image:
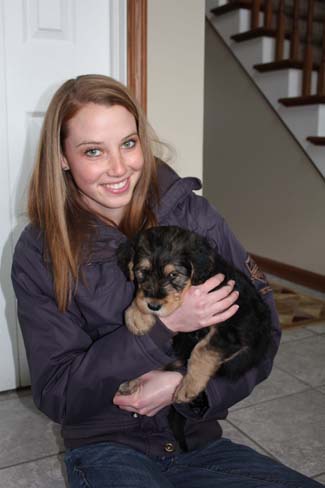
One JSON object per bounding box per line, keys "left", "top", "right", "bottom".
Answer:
{"left": 118, "top": 379, "right": 140, "bottom": 396}
{"left": 173, "top": 381, "right": 198, "bottom": 404}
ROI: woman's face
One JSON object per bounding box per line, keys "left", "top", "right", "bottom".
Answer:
{"left": 62, "top": 103, "right": 144, "bottom": 224}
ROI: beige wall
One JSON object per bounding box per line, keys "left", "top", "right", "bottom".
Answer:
{"left": 147, "top": 0, "right": 205, "bottom": 180}
{"left": 204, "top": 21, "right": 325, "bottom": 275}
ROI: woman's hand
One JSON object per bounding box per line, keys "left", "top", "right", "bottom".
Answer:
{"left": 113, "top": 370, "right": 183, "bottom": 417}
{"left": 161, "top": 273, "right": 239, "bottom": 333}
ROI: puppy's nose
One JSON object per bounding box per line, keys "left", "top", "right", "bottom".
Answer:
{"left": 147, "top": 302, "right": 162, "bottom": 312}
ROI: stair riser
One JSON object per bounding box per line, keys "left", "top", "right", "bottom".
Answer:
{"left": 255, "top": 70, "right": 318, "bottom": 107}
{"left": 233, "top": 37, "right": 291, "bottom": 76}
{"left": 210, "top": 9, "right": 251, "bottom": 46}
{"left": 279, "top": 105, "right": 325, "bottom": 141}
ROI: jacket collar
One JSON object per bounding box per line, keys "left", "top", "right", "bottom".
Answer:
{"left": 156, "top": 160, "right": 202, "bottom": 220}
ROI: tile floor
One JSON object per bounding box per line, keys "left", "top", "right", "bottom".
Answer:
{"left": 1, "top": 324, "right": 325, "bottom": 486}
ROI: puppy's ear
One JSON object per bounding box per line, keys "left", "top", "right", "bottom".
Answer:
{"left": 116, "top": 239, "right": 135, "bottom": 281}
{"left": 187, "top": 233, "right": 215, "bottom": 285}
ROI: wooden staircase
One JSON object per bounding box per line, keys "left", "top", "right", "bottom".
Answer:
{"left": 208, "top": 0, "right": 325, "bottom": 178}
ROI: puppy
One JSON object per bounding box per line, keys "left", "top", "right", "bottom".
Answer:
{"left": 117, "top": 226, "right": 272, "bottom": 404}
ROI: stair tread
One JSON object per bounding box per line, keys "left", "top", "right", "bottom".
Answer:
{"left": 279, "top": 95, "right": 325, "bottom": 106}
{"left": 254, "top": 59, "right": 320, "bottom": 72}
{"left": 211, "top": 0, "right": 251, "bottom": 16}
{"left": 307, "top": 136, "right": 325, "bottom": 145}
{"left": 232, "top": 27, "right": 291, "bottom": 42}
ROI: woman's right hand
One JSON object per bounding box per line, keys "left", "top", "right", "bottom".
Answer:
{"left": 161, "top": 274, "right": 239, "bottom": 333}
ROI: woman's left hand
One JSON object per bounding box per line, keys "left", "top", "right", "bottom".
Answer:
{"left": 113, "top": 370, "right": 183, "bottom": 416}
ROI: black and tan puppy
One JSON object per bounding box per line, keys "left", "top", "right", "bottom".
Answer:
{"left": 117, "top": 226, "right": 272, "bottom": 404}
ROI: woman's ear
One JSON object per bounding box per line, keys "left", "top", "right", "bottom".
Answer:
{"left": 61, "top": 155, "right": 70, "bottom": 171}
{"left": 116, "top": 240, "right": 135, "bottom": 281}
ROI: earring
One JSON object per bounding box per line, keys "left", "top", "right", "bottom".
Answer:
{"left": 62, "top": 166, "right": 69, "bottom": 171}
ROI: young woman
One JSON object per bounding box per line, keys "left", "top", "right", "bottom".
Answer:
{"left": 11, "top": 74, "right": 323, "bottom": 487}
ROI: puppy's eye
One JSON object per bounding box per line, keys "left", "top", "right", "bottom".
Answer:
{"left": 135, "top": 269, "right": 147, "bottom": 282}
{"left": 168, "top": 272, "right": 178, "bottom": 279}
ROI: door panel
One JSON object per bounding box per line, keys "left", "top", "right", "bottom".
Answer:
{"left": 0, "top": 0, "right": 127, "bottom": 390}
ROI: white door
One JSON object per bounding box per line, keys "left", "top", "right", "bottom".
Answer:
{"left": 0, "top": 0, "right": 127, "bottom": 391}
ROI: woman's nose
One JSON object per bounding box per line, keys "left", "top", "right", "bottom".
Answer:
{"left": 108, "top": 152, "right": 127, "bottom": 177}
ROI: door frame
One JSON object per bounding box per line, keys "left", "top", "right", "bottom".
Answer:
{"left": 127, "top": 0, "right": 147, "bottom": 112}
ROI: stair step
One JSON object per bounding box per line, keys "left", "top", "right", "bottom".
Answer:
{"left": 279, "top": 95, "right": 325, "bottom": 107}
{"left": 307, "top": 136, "right": 325, "bottom": 146}
{"left": 211, "top": 0, "right": 251, "bottom": 17}
{"left": 254, "top": 60, "right": 320, "bottom": 72}
{"left": 232, "top": 27, "right": 291, "bottom": 43}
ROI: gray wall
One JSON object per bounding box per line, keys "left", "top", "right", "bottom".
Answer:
{"left": 204, "top": 20, "right": 325, "bottom": 275}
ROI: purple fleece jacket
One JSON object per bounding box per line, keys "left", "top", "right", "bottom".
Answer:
{"left": 11, "top": 162, "right": 281, "bottom": 456}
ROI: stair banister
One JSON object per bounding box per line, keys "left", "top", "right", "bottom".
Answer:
{"left": 264, "top": 0, "right": 273, "bottom": 30}
{"left": 317, "top": 15, "right": 325, "bottom": 96}
{"left": 290, "top": 0, "right": 301, "bottom": 62}
{"left": 275, "top": 0, "right": 286, "bottom": 62}
{"left": 251, "top": 0, "right": 261, "bottom": 30}
{"left": 302, "top": 0, "right": 315, "bottom": 96}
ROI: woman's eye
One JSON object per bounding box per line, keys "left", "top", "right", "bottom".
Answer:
{"left": 122, "top": 139, "right": 136, "bottom": 149}
{"left": 85, "top": 148, "right": 101, "bottom": 157}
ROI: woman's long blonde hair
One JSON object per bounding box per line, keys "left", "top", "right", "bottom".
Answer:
{"left": 28, "top": 74, "right": 159, "bottom": 311}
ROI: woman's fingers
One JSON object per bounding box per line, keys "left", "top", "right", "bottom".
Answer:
{"left": 211, "top": 303, "right": 239, "bottom": 325}
{"left": 197, "top": 273, "right": 225, "bottom": 293}
{"left": 205, "top": 288, "right": 239, "bottom": 315}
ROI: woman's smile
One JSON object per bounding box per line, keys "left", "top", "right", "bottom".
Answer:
{"left": 102, "top": 178, "right": 130, "bottom": 194}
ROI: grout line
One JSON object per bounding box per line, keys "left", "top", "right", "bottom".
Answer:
{"left": 279, "top": 332, "right": 325, "bottom": 347}
{"left": 272, "top": 364, "right": 317, "bottom": 388}
{"left": 0, "top": 451, "right": 65, "bottom": 472}
{"left": 224, "top": 418, "right": 279, "bottom": 461}
{"left": 280, "top": 332, "right": 318, "bottom": 344}
{"left": 230, "top": 385, "right": 312, "bottom": 412}
{"left": 314, "top": 472, "right": 325, "bottom": 478}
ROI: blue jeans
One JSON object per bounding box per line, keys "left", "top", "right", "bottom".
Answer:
{"left": 64, "top": 438, "right": 324, "bottom": 487}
